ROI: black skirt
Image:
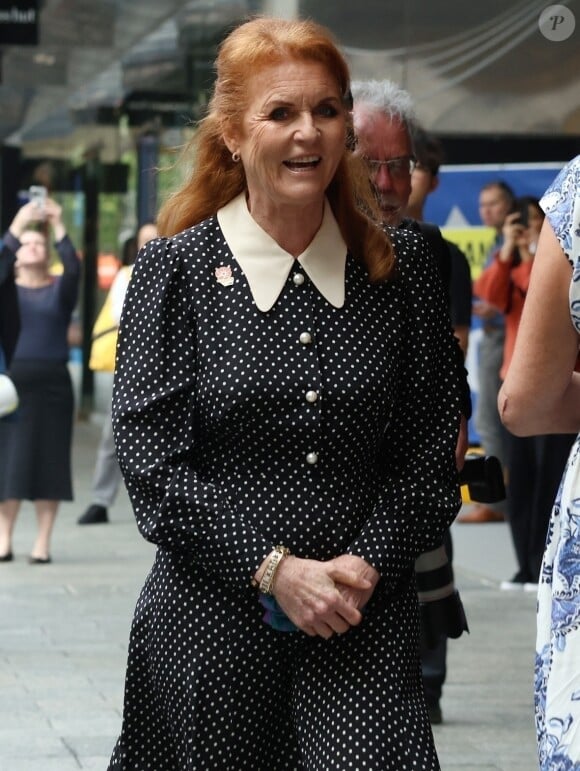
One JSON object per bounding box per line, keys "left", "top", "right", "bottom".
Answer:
{"left": 0, "top": 359, "right": 74, "bottom": 501}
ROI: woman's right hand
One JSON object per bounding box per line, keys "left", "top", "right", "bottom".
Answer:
{"left": 9, "top": 200, "right": 47, "bottom": 239}
{"left": 499, "top": 212, "right": 524, "bottom": 260}
{"left": 272, "top": 555, "right": 373, "bottom": 639}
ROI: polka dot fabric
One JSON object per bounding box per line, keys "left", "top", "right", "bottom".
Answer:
{"left": 108, "top": 219, "right": 462, "bottom": 770}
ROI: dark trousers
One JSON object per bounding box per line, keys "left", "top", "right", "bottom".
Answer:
{"left": 506, "top": 431, "right": 575, "bottom": 582}
{"left": 421, "top": 529, "right": 452, "bottom": 706}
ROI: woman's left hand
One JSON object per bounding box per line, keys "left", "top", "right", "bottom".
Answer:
{"left": 331, "top": 554, "right": 380, "bottom": 611}
{"left": 271, "top": 555, "right": 374, "bottom": 638}
{"left": 44, "top": 199, "right": 66, "bottom": 242}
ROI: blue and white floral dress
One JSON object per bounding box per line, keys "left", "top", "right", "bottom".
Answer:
{"left": 536, "top": 154, "right": 580, "bottom": 770}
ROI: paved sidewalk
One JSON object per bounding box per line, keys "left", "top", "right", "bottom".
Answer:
{"left": 0, "top": 419, "right": 539, "bottom": 770}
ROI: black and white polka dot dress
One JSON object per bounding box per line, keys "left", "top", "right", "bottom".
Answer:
{"left": 107, "top": 215, "right": 462, "bottom": 771}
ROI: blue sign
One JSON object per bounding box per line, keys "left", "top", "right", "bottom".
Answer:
{"left": 424, "top": 163, "right": 565, "bottom": 227}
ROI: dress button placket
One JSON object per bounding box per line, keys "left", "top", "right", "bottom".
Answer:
{"left": 297, "top": 293, "right": 319, "bottom": 467}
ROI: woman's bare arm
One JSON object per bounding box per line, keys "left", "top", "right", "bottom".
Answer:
{"left": 499, "top": 218, "right": 580, "bottom": 436}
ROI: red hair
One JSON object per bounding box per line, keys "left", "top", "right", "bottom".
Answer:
{"left": 157, "top": 17, "right": 394, "bottom": 282}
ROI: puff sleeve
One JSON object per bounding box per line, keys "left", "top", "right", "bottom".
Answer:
{"left": 112, "top": 235, "right": 272, "bottom": 590}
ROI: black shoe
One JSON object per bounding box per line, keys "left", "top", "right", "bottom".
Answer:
{"left": 427, "top": 702, "right": 443, "bottom": 725}
{"left": 28, "top": 555, "right": 51, "bottom": 564}
{"left": 78, "top": 504, "right": 109, "bottom": 525}
{"left": 0, "top": 551, "right": 14, "bottom": 562}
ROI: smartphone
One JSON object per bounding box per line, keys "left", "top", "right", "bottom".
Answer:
{"left": 517, "top": 201, "right": 529, "bottom": 228}
{"left": 29, "top": 185, "right": 47, "bottom": 211}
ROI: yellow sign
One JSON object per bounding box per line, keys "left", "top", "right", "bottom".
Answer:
{"left": 442, "top": 227, "right": 497, "bottom": 279}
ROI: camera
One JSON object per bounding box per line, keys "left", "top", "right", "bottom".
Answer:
{"left": 416, "top": 454, "right": 505, "bottom": 649}
{"left": 458, "top": 454, "right": 505, "bottom": 503}
{"left": 28, "top": 185, "right": 47, "bottom": 211}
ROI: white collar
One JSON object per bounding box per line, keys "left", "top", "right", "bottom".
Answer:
{"left": 216, "top": 192, "right": 347, "bottom": 312}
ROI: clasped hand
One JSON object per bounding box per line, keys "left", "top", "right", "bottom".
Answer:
{"left": 272, "top": 554, "right": 379, "bottom": 639}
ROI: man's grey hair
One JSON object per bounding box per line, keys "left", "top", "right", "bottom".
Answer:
{"left": 351, "top": 79, "right": 418, "bottom": 134}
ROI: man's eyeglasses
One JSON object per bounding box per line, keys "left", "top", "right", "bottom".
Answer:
{"left": 363, "top": 155, "right": 416, "bottom": 178}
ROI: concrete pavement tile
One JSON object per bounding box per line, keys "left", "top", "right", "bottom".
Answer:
{"left": 4, "top": 675, "right": 94, "bottom": 693}
{"left": 4, "top": 650, "right": 75, "bottom": 665}
{"left": 436, "top": 765, "right": 501, "bottom": 770}
{"left": 62, "top": 735, "right": 117, "bottom": 757}
{"left": 0, "top": 761, "right": 82, "bottom": 771}
{"left": 48, "top": 715, "right": 122, "bottom": 736}
{"left": 493, "top": 766, "right": 537, "bottom": 771}
{"left": 0, "top": 632, "right": 51, "bottom": 651}
{"left": 0, "top": 671, "right": 22, "bottom": 686}
{"left": 64, "top": 651, "right": 128, "bottom": 667}
{"left": 90, "top": 676, "right": 127, "bottom": 700}
{"left": 435, "top": 723, "right": 537, "bottom": 767}
{"left": 0, "top": 735, "right": 71, "bottom": 758}
{"left": 96, "top": 691, "right": 125, "bottom": 710}
{"left": 0, "top": 692, "right": 40, "bottom": 711}
{"left": 0, "top": 584, "right": 69, "bottom": 598}
{"left": 37, "top": 704, "right": 112, "bottom": 722}
{"left": 442, "top": 685, "right": 534, "bottom": 718}
{"left": 0, "top": 712, "right": 51, "bottom": 731}
{"left": 439, "top": 702, "right": 534, "bottom": 734}
{"left": 79, "top": 757, "right": 115, "bottom": 770}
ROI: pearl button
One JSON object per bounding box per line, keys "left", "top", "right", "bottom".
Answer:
{"left": 299, "top": 332, "right": 312, "bottom": 345}
{"left": 306, "top": 452, "right": 319, "bottom": 465}
{"left": 305, "top": 390, "right": 318, "bottom": 403}
{"left": 293, "top": 273, "right": 305, "bottom": 286}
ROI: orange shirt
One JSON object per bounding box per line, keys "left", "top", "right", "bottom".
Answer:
{"left": 473, "top": 252, "right": 533, "bottom": 380}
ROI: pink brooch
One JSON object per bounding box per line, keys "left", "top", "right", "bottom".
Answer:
{"left": 215, "top": 265, "right": 234, "bottom": 287}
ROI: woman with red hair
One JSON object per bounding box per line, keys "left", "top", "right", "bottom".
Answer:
{"left": 108, "top": 17, "right": 462, "bottom": 770}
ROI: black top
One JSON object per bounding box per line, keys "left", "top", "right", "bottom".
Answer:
{"left": 399, "top": 218, "right": 472, "bottom": 419}
{"left": 1, "top": 232, "right": 80, "bottom": 363}
{"left": 448, "top": 240, "right": 472, "bottom": 328}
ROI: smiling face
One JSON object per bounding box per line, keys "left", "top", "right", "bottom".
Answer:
{"left": 223, "top": 58, "right": 346, "bottom": 226}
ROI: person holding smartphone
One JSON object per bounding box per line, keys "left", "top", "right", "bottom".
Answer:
{"left": 474, "top": 196, "right": 574, "bottom": 590}
{"left": 0, "top": 196, "right": 81, "bottom": 564}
